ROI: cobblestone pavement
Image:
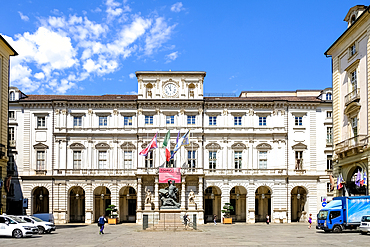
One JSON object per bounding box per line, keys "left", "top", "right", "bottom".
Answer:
{"left": 0, "top": 222, "right": 369, "bottom": 247}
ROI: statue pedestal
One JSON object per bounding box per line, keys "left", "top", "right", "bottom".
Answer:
{"left": 188, "top": 203, "right": 196, "bottom": 210}
{"left": 156, "top": 209, "right": 183, "bottom": 230}
{"left": 145, "top": 204, "right": 152, "bottom": 211}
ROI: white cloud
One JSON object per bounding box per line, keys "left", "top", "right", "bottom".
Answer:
{"left": 126, "top": 91, "right": 138, "bottom": 95}
{"left": 106, "top": 0, "right": 123, "bottom": 22}
{"left": 34, "top": 72, "right": 45, "bottom": 79}
{"left": 145, "top": 17, "right": 176, "bottom": 55}
{"left": 6, "top": 2, "right": 178, "bottom": 94}
{"left": 18, "top": 12, "right": 29, "bottom": 21}
{"left": 165, "top": 51, "right": 179, "bottom": 63}
{"left": 171, "top": 2, "right": 183, "bottom": 12}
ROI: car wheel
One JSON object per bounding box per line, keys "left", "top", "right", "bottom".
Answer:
{"left": 38, "top": 226, "right": 45, "bottom": 234}
{"left": 333, "top": 226, "right": 342, "bottom": 233}
{"left": 12, "top": 229, "right": 23, "bottom": 239}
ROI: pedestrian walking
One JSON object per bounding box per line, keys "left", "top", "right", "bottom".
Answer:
{"left": 266, "top": 214, "right": 270, "bottom": 225}
{"left": 98, "top": 215, "right": 107, "bottom": 234}
{"left": 183, "top": 213, "right": 189, "bottom": 229}
{"left": 308, "top": 214, "right": 312, "bottom": 229}
{"left": 213, "top": 214, "right": 217, "bottom": 225}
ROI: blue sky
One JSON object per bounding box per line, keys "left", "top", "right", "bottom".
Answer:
{"left": 0, "top": 1, "right": 365, "bottom": 96}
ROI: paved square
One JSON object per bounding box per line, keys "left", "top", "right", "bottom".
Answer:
{"left": 0, "top": 223, "right": 369, "bottom": 246}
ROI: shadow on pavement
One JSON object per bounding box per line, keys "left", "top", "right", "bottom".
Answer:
{"left": 56, "top": 224, "right": 89, "bottom": 229}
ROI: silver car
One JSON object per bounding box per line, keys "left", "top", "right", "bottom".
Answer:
{"left": 16, "top": 215, "right": 56, "bottom": 234}
{"left": 359, "top": 215, "right": 370, "bottom": 235}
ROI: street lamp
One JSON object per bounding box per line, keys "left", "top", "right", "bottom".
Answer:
{"left": 101, "top": 193, "right": 104, "bottom": 200}
{"left": 76, "top": 193, "right": 80, "bottom": 200}
{"left": 236, "top": 194, "right": 240, "bottom": 200}
{"left": 261, "top": 194, "right": 265, "bottom": 199}
{"left": 211, "top": 193, "right": 215, "bottom": 199}
{"left": 39, "top": 193, "right": 43, "bottom": 201}
{"left": 297, "top": 193, "right": 301, "bottom": 200}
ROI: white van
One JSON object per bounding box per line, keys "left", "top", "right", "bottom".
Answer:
{"left": 16, "top": 215, "right": 56, "bottom": 234}
{"left": 0, "top": 215, "right": 38, "bottom": 238}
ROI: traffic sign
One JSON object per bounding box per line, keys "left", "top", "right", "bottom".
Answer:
{"left": 322, "top": 202, "right": 327, "bottom": 207}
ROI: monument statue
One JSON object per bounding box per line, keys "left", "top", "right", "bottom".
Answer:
{"left": 188, "top": 189, "right": 195, "bottom": 205}
{"left": 159, "top": 180, "right": 181, "bottom": 209}
{"left": 145, "top": 188, "right": 152, "bottom": 205}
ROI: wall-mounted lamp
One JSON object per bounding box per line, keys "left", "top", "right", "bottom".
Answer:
{"left": 211, "top": 193, "right": 215, "bottom": 199}
{"left": 297, "top": 193, "right": 301, "bottom": 200}
{"left": 101, "top": 193, "right": 104, "bottom": 199}
{"left": 236, "top": 194, "right": 240, "bottom": 200}
{"left": 39, "top": 194, "right": 43, "bottom": 201}
{"left": 261, "top": 194, "right": 265, "bottom": 199}
{"left": 127, "top": 193, "right": 130, "bottom": 199}
{"left": 76, "top": 193, "right": 80, "bottom": 200}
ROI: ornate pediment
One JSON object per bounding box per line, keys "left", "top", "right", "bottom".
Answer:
{"left": 70, "top": 143, "right": 86, "bottom": 150}
{"left": 292, "top": 142, "right": 307, "bottom": 150}
{"left": 120, "top": 142, "right": 136, "bottom": 150}
{"left": 184, "top": 142, "right": 200, "bottom": 150}
{"left": 256, "top": 143, "right": 272, "bottom": 150}
{"left": 95, "top": 143, "right": 110, "bottom": 150}
{"left": 33, "top": 143, "right": 49, "bottom": 150}
{"left": 205, "top": 142, "right": 221, "bottom": 150}
{"left": 231, "top": 142, "right": 246, "bottom": 150}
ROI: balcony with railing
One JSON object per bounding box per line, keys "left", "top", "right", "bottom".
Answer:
{"left": 345, "top": 88, "right": 360, "bottom": 106}
{"left": 8, "top": 140, "right": 16, "bottom": 148}
{"left": 203, "top": 168, "right": 286, "bottom": 176}
{"left": 335, "top": 134, "right": 367, "bottom": 156}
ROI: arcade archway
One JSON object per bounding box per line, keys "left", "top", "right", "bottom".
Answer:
{"left": 204, "top": 186, "right": 221, "bottom": 223}
{"left": 94, "top": 186, "right": 111, "bottom": 222}
{"left": 119, "top": 186, "right": 137, "bottom": 223}
{"left": 291, "top": 186, "right": 307, "bottom": 222}
{"left": 255, "top": 186, "right": 271, "bottom": 222}
{"left": 69, "top": 186, "right": 85, "bottom": 223}
{"left": 32, "top": 187, "right": 49, "bottom": 214}
{"left": 230, "top": 186, "right": 247, "bottom": 222}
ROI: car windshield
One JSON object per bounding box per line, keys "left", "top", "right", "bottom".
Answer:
{"left": 362, "top": 216, "right": 370, "bottom": 222}
{"left": 318, "top": 211, "right": 328, "bottom": 220}
{"left": 8, "top": 216, "right": 27, "bottom": 223}
{"left": 30, "top": 216, "right": 44, "bottom": 222}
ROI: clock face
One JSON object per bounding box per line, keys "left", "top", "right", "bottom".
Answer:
{"left": 164, "top": 83, "right": 177, "bottom": 97}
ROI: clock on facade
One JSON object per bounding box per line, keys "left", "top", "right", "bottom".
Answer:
{"left": 164, "top": 83, "right": 178, "bottom": 97}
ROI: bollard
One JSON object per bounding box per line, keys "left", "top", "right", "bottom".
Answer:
{"left": 143, "top": 214, "right": 148, "bottom": 230}
{"left": 193, "top": 214, "right": 197, "bottom": 230}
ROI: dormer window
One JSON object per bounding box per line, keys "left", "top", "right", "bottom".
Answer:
{"left": 9, "top": 92, "right": 15, "bottom": 101}
{"left": 326, "top": 93, "right": 332, "bottom": 100}
{"left": 351, "top": 15, "right": 356, "bottom": 24}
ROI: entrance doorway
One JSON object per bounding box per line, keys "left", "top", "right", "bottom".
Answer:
{"left": 255, "top": 186, "right": 271, "bottom": 222}
{"left": 204, "top": 186, "right": 221, "bottom": 223}
{"left": 69, "top": 186, "right": 85, "bottom": 223}
{"left": 32, "top": 187, "right": 49, "bottom": 214}
{"left": 119, "top": 186, "right": 137, "bottom": 222}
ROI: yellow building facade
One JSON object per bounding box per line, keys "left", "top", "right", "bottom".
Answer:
{"left": 325, "top": 5, "right": 370, "bottom": 196}
{"left": 0, "top": 35, "right": 18, "bottom": 214}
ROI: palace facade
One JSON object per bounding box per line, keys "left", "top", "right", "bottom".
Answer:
{"left": 7, "top": 71, "right": 333, "bottom": 224}
{"left": 325, "top": 5, "right": 370, "bottom": 196}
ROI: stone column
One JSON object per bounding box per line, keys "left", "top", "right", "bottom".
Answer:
{"left": 154, "top": 177, "right": 159, "bottom": 210}
{"left": 181, "top": 176, "right": 186, "bottom": 210}
{"left": 85, "top": 181, "right": 93, "bottom": 224}
{"left": 137, "top": 177, "right": 142, "bottom": 210}
{"left": 198, "top": 176, "right": 203, "bottom": 210}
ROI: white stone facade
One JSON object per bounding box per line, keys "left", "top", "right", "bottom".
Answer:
{"left": 7, "top": 71, "right": 333, "bottom": 224}
{"left": 325, "top": 5, "right": 370, "bottom": 196}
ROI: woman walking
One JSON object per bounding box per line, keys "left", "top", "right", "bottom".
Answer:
{"left": 308, "top": 214, "right": 312, "bottom": 229}
{"left": 266, "top": 214, "right": 270, "bottom": 225}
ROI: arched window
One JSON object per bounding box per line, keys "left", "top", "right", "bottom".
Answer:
{"left": 326, "top": 93, "right": 332, "bottom": 100}
{"left": 9, "top": 91, "right": 15, "bottom": 101}
{"left": 351, "top": 15, "right": 356, "bottom": 24}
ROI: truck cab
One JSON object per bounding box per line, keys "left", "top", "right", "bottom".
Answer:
{"left": 317, "top": 209, "right": 343, "bottom": 232}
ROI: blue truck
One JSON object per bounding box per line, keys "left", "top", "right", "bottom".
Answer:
{"left": 316, "top": 196, "right": 370, "bottom": 233}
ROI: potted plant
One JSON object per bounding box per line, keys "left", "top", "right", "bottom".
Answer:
{"left": 106, "top": 205, "right": 118, "bottom": 224}
{"left": 221, "top": 203, "right": 234, "bottom": 224}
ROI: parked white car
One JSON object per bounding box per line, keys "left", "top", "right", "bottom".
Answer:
{"left": 0, "top": 215, "right": 38, "bottom": 238}
{"left": 359, "top": 215, "right": 370, "bottom": 235}
{"left": 16, "top": 215, "right": 56, "bottom": 234}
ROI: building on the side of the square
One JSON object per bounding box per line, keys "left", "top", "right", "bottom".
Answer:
{"left": 325, "top": 5, "right": 370, "bottom": 196}
{"left": 8, "top": 71, "right": 333, "bottom": 224}
{"left": 0, "top": 34, "right": 17, "bottom": 215}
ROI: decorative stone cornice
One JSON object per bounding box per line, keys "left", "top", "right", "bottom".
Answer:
{"left": 95, "top": 143, "right": 110, "bottom": 150}
{"left": 292, "top": 142, "right": 307, "bottom": 150}
{"left": 120, "top": 142, "right": 136, "bottom": 150}
{"left": 231, "top": 142, "right": 247, "bottom": 150}
{"left": 33, "top": 142, "right": 49, "bottom": 150}
{"left": 184, "top": 142, "right": 200, "bottom": 150}
{"left": 256, "top": 143, "right": 272, "bottom": 150}
{"left": 205, "top": 142, "right": 221, "bottom": 150}
{"left": 70, "top": 143, "right": 86, "bottom": 150}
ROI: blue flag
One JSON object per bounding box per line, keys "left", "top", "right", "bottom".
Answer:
{"left": 170, "top": 130, "right": 190, "bottom": 160}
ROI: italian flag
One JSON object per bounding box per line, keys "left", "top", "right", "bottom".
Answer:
{"left": 163, "top": 130, "right": 171, "bottom": 162}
